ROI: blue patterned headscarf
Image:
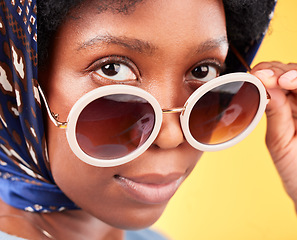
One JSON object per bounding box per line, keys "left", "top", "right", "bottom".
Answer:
{"left": 0, "top": 0, "right": 78, "bottom": 212}
{"left": 0, "top": 0, "right": 276, "bottom": 213}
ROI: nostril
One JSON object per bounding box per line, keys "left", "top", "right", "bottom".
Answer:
{"left": 153, "top": 114, "right": 185, "bottom": 149}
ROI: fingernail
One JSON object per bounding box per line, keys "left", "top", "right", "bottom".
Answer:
{"left": 254, "top": 69, "right": 275, "bottom": 78}
{"left": 279, "top": 70, "right": 297, "bottom": 82}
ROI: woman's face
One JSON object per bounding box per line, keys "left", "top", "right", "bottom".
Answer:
{"left": 41, "top": 0, "right": 228, "bottom": 229}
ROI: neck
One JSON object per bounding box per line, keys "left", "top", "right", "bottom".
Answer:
{"left": 0, "top": 199, "right": 124, "bottom": 240}
{"left": 41, "top": 209, "right": 124, "bottom": 240}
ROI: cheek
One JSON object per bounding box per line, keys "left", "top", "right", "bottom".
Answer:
{"left": 46, "top": 124, "right": 166, "bottom": 228}
{"left": 46, "top": 123, "right": 79, "bottom": 187}
{"left": 46, "top": 122, "right": 202, "bottom": 229}
{"left": 46, "top": 126, "right": 117, "bottom": 222}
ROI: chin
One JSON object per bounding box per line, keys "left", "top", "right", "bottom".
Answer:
{"left": 100, "top": 202, "right": 168, "bottom": 230}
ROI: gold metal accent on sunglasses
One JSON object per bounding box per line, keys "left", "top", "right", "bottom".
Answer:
{"left": 38, "top": 83, "right": 188, "bottom": 130}
{"left": 162, "top": 102, "right": 188, "bottom": 116}
{"left": 162, "top": 107, "right": 185, "bottom": 114}
{"left": 37, "top": 84, "right": 68, "bottom": 129}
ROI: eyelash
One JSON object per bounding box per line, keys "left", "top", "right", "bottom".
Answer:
{"left": 193, "top": 59, "right": 225, "bottom": 74}
{"left": 184, "top": 59, "right": 225, "bottom": 90}
{"left": 87, "top": 55, "right": 225, "bottom": 84}
{"left": 87, "top": 55, "right": 139, "bottom": 82}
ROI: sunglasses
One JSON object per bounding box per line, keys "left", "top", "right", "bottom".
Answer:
{"left": 39, "top": 72, "right": 269, "bottom": 167}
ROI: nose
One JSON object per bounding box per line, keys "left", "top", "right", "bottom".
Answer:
{"left": 153, "top": 112, "right": 185, "bottom": 149}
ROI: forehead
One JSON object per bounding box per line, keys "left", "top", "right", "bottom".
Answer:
{"left": 60, "top": 0, "right": 226, "bottom": 44}
{"left": 77, "top": 0, "right": 145, "bottom": 15}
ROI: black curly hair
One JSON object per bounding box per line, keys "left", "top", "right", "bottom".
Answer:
{"left": 37, "top": 0, "right": 277, "bottom": 72}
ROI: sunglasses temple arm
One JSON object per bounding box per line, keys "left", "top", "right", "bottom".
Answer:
{"left": 231, "top": 44, "right": 271, "bottom": 102}
{"left": 230, "top": 45, "right": 252, "bottom": 72}
{"left": 37, "top": 84, "right": 68, "bottom": 129}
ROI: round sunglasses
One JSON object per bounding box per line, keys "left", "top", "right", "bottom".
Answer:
{"left": 39, "top": 72, "right": 269, "bottom": 167}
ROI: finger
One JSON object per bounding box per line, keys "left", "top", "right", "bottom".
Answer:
{"left": 252, "top": 61, "right": 286, "bottom": 73}
{"left": 265, "top": 94, "right": 295, "bottom": 153}
{"left": 278, "top": 70, "right": 297, "bottom": 91}
{"left": 266, "top": 88, "right": 287, "bottom": 110}
{"left": 252, "top": 68, "right": 283, "bottom": 89}
{"left": 252, "top": 61, "right": 297, "bottom": 72}
{"left": 287, "top": 62, "right": 297, "bottom": 70}
{"left": 252, "top": 69, "right": 288, "bottom": 109}
{"left": 252, "top": 69, "right": 274, "bottom": 87}
{"left": 287, "top": 93, "right": 297, "bottom": 127}
{"left": 265, "top": 86, "right": 297, "bottom": 151}
{"left": 252, "top": 68, "right": 297, "bottom": 94}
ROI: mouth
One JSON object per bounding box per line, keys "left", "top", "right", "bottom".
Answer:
{"left": 114, "top": 173, "right": 184, "bottom": 205}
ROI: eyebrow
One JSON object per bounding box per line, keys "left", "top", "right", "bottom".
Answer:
{"left": 77, "top": 33, "right": 156, "bottom": 55}
{"left": 195, "top": 36, "right": 228, "bottom": 54}
{"left": 77, "top": 33, "right": 228, "bottom": 56}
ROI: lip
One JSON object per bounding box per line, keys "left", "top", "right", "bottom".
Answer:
{"left": 114, "top": 173, "right": 184, "bottom": 204}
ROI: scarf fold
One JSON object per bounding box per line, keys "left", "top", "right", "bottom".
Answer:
{"left": 0, "top": 0, "right": 78, "bottom": 212}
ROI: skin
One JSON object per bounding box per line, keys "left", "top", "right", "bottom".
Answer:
{"left": 1, "top": 1, "right": 297, "bottom": 239}
{"left": 0, "top": 0, "right": 229, "bottom": 239}
{"left": 252, "top": 63, "right": 297, "bottom": 210}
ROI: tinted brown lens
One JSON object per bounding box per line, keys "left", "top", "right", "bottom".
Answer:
{"left": 189, "top": 81, "right": 260, "bottom": 145}
{"left": 76, "top": 94, "right": 155, "bottom": 159}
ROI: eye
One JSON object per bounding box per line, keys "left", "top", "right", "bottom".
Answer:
{"left": 94, "top": 61, "right": 137, "bottom": 81}
{"left": 87, "top": 55, "right": 139, "bottom": 83}
{"left": 186, "top": 64, "right": 219, "bottom": 82}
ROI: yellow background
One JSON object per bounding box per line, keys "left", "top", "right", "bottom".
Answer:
{"left": 154, "top": 1, "right": 297, "bottom": 239}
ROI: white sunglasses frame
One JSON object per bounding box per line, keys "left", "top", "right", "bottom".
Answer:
{"left": 39, "top": 72, "right": 269, "bottom": 167}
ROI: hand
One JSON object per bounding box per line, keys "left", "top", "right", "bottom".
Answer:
{"left": 251, "top": 62, "right": 297, "bottom": 210}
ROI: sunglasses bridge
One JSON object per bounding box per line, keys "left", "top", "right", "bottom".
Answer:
{"left": 162, "top": 107, "right": 186, "bottom": 115}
